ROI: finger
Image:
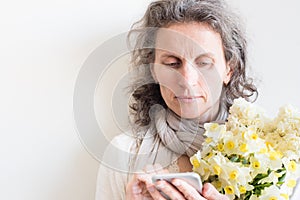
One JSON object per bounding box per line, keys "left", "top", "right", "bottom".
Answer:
{"left": 126, "top": 174, "right": 140, "bottom": 193}
{"left": 126, "top": 174, "right": 144, "bottom": 200}
{"left": 132, "top": 182, "right": 143, "bottom": 194}
{"left": 136, "top": 172, "right": 167, "bottom": 200}
{"left": 171, "top": 178, "right": 205, "bottom": 200}
{"left": 139, "top": 164, "right": 168, "bottom": 187}
{"left": 155, "top": 180, "right": 185, "bottom": 200}
{"left": 202, "top": 183, "right": 229, "bottom": 200}
{"left": 136, "top": 172, "right": 153, "bottom": 185}
{"left": 146, "top": 183, "right": 166, "bottom": 200}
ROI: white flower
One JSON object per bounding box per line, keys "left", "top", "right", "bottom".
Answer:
{"left": 259, "top": 185, "right": 286, "bottom": 200}
{"left": 191, "top": 98, "right": 300, "bottom": 200}
{"left": 249, "top": 153, "right": 270, "bottom": 176}
{"left": 282, "top": 158, "right": 300, "bottom": 177}
{"left": 258, "top": 171, "right": 278, "bottom": 185}
{"left": 280, "top": 177, "right": 297, "bottom": 196}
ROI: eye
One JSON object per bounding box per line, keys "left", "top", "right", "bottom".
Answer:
{"left": 163, "top": 57, "right": 181, "bottom": 68}
{"left": 196, "top": 57, "right": 214, "bottom": 69}
{"left": 164, "top": 62, "right": 181, "bottom": 67}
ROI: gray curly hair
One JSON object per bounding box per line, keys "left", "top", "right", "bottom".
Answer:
{"left": 127, "top": 0, "right": 258, "bottom": 128}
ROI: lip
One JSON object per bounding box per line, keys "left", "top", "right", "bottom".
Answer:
{"left": 175, "top": 96, "right": 203, "bottom": 103}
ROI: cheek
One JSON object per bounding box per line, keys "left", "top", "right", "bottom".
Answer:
{"left": 159, "top": 85, "right": 178, "bottom": 109}
{"left": 201, "top": 67, "right": 224, "bottom": 100}
{"left": 214, "top": 61, "right": 230, "bottom": 83}
{"left": 154, "top": 66, "right": 178, "bottom": 88}
{"left": 160, "top": 85, "right": 173, "bottom": 99}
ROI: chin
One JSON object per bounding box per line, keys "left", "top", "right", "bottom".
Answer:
{"left": 177, "top": 110, "right": 202, "bottom": 119}
{"left": 177, "top": 105, "right": 210, "bottom": 119}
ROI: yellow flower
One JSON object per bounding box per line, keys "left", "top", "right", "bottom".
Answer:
{"left": 224, "top": 186, "right": 234, "bottom": 194}
{"left": 217, "top": 143, "right": 224, "bottom": 151}
{"left": 239, "top": 143, "right": 248, "bottom": 152}
{"left": 209, "top": 123, "right": 219, "bottom": 131}
{"left": 205, "top": 137, "right": 213, "bottom": 144}
{"left": 225, "top": 140, "right": 235, "bottom": 150}
{"left": 191, "top": 157, "right": 200, "bottom": 168}
{"left": 213, "top": 165, "right": 221, "bottom": 175}
{"left": 241, "top": 131, "right": 246, "bottom": 138}
{"left": 266, "top": 141, "right": 273, "bottom": 149}
{"left": 259, "top": 147, "right": 268, "bottom": 154}
{"left": 280, "top": 193, "right": 289, "bottom": 200}
{"left": 287, "top": 179, "right": 297, "bottom": 188}
{"left": 213, "top": 180, "right": 222, "bottom": 189}
{"left": 288, "top": 160, "right": 297, "bottom": 172}
{"left": 229, "top": 170, "right": 238, "bottom": 180}
{"left": 269, "top": 151, "right": 282, "bottom": 160}
{"left": 206, "top": 152, "right": 213, "bottom": 159}
{"left": 193, "top": 98, "right": 300, "bottom": 200}
{"left": 250, "top": 133, "right": 258, "bottom": 140}
{"left": 252, "top": 161, "right": 261, "bottom": 169}
{"left": 239, "top": 186, "right": 246, "bottom": 194}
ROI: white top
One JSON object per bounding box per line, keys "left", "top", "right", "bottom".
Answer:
{"left": 95, "top": 133, "right": 179, "bottom": 200}
{"left": 95, "top": 133, "right": 300, "bottom": 200}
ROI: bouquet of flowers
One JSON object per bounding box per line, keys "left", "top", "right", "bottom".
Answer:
{"left": 190, "top": 98, "right": 300, "bottom": 200}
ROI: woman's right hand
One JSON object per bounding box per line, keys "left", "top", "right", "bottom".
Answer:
{"left": 125, "top": 164, "right": 168, "bottom": 200}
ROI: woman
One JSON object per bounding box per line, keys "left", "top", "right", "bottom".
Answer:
{"left": 96, "top": 0, "right": 257, "bottom": 199}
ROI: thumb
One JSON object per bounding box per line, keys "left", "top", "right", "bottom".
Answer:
{"left": 202, "top": 183, "right": 229, "bottom": 200}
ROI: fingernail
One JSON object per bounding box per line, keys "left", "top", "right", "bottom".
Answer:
{"left": 148, "top": 185, "right": 156, "bottom": 193}
{"left": 155, "top": 182, "right": 164, "bottom": 190}
{"left": 172, "top": 179, "right": 181, "bottom": 187}
{"left": 204, "top": 184, "right": 212, "bottom": 196}
{"left": 132, "top": 185, "right": 142, "bottom": 194}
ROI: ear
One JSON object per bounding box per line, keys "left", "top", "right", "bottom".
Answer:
{"left": 223, "top": 62, "right": 232, "bottom": 85}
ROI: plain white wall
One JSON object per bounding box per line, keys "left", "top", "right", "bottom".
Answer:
{"left": 231, "top": 0, "right": 300, "bottom": 115}
{"left": 0, "top": 0, "right": 299, "bottom": 200}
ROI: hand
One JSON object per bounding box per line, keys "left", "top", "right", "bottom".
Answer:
{"left": 126, "top": 164, "right": 168, "bottom": 200}
{"left": 154, "top": 178, "right": 229, "bottom": 200}
{"left": 201, "top": 183, "right": 229, "bottom": 200}
{"left": 125, "top": 173, "right": 153, "bottom": 200}
{"left": 169, "top": 179, "right": 230, "bottom": 200}
{"left": 126, "top": 164, "right": 229, "bottom": 200}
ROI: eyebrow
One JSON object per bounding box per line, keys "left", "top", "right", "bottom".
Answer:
{"left": 159, "top": 54, "right": 178, "bottom": 59}
{"left": 158, "top": 52, "right": 215, "bottom": 60}
{"left": 195, "top": 52, "right": 215, "bottom": 60}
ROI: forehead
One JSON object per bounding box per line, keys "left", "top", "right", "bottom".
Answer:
{"left": 155, "top": 22, "right": 223, "bottom": 57}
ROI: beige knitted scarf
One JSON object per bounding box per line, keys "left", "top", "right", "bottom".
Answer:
{"left": 130, "top": 103, "right": 228, "bottom": 172}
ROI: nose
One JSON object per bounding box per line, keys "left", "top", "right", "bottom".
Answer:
{"left": 178, "top": 61, "right": 199, "bottom": 87}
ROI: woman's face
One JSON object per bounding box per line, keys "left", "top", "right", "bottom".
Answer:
{"left": 152, "top": 22, "right": 231, "bottom": 120}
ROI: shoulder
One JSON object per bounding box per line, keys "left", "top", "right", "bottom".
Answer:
{"left": 101, "top": 132, "right": 137, "bottom": 173}
{"left": 95, "top": 132, "right": 137, "bottom": 200}
{"left": 110, "top": 132, "right": 136, "bottom": 152}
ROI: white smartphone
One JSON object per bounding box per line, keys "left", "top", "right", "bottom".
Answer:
{"left": 152, "top": 172, "right": 203, "bottom": 196}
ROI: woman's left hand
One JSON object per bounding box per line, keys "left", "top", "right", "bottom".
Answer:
{"left": 126, "top": 164, "right": 229, "bottom": 200}
{"left": 165, "top": 179, "right": 229, "bottom": 200}
{"left": 154, "top": 178, "right": 228, "bottom": 200}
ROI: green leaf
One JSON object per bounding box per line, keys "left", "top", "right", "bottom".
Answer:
{"left": 230, "top": 155, "right": 239, "bottom": 162}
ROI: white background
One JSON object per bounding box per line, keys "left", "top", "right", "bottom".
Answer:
{"left": 0, "top": 0, "right": 299, "bottom": 200}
